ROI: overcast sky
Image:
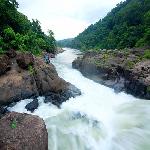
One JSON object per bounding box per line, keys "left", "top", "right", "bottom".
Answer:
{"left": 17, "top": 0, "right": 123, "bottom": 40}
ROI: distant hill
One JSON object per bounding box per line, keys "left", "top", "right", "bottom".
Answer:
{"left": 61, "top": 0, "right": 150, "bottom": 50}
{"left": 57, "top": 38, "right": 73, "bottom": 48}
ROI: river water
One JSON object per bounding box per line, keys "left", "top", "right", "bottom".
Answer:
{"left": 9, "top": 48, "right": 150, "bottom": 150}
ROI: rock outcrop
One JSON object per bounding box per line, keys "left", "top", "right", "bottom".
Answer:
{"left": 0, "top": 52, "right": 81, "bottom": 107}
{"left": 72, "top": 49, "right": 150, "bottom": 99}
{"left": 0, "top": 112, "right": 48, "bottom": 150}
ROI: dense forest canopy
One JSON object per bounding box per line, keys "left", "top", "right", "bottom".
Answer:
{"left": 0, "top": 0, "right": 56, "bottom": 55}
{"left": 58, "top": 0, "right": 150, "bottom": 51}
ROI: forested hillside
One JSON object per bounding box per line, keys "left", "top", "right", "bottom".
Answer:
{"left": 57, "top": 38, "right": 73, "bottom": 48}
{"left": 60, "top": 0, "right": 150, "bottom": 50}
{"left": 0, "top": 0, "right": 56, "bottom": 55}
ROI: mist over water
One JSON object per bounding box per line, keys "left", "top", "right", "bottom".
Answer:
{"left": 9, "top": 48, "right": 150, "bottom": 150}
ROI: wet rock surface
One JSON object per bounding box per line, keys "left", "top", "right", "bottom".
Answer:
{"left": 0, "top": 112, "right": 48, "bottom": 150}
{"left": 25, "top": 98, "right": 39, "bottom": 112}
{"left": 72, "top": 49, "right": 150, "bottom": 99}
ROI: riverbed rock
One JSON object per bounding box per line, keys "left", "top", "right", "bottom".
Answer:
{"left": 0, "top": 112, "right": 48, "bottom": 150}
{"left": 25, "top": 98, "right": 39, "bottom": 112}
{"left": 72, "top": 49, "right": 150, "bottom": 99}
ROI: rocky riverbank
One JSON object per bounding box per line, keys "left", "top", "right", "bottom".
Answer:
{"left": 0, "top": 49, "right": 81, "bottom": 109}
{"left": 0, "top": 49, "right": 81, "bottom": 149}
{"left": 72, "top": 48, "right": 150, "bottom": 100}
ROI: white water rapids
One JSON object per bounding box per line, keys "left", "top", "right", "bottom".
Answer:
{"left": 9, "top": 48, "right": 150, "bottom": 150}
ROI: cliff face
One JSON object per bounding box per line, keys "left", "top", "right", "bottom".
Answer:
{"left": 72, "top": 48, "right": 150, "bottom": 100}
{"left": 0, "top": 50, "right": 81, "bottom": 107}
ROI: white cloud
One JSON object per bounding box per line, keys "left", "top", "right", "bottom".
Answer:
{"left": 17, "top": 0, "right": 123, "bottom": 40}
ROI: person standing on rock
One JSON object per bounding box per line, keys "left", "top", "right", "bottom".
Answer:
{"left": 44, "top": 53, "right": 50, "bottom": 64}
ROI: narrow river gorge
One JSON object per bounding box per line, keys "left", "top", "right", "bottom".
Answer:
{"left": 9, "top": 48, "right": 150, "bottom": 150}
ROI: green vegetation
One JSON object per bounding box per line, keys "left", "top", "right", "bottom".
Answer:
{"left": 125, "top": 60, "right": 135, "bottom": 69}
{"left": 143, "top": 49, "right": 150, "bottom": 59}
{"left": 59, "top": 0, "right": 150, "bottom": 51}
{"left": 0, "top": 0, "right": 56, "bottom": 55}
{"left": 28, "top": 65, "right": 35, "bottom": 75}
{"left": 11, "top": 120, "right": 17, "bottom": 129}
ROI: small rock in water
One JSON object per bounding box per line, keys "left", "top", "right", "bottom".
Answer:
{"left": 25, "top": 98, "right": 39, "bottom": 112}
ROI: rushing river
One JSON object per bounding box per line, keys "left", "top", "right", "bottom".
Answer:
{"left": 9, "top": 48, "right": 150, "bottom": 150}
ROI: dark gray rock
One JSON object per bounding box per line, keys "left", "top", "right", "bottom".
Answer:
{"left": 25, "top": 98, "right": 39, "bottom": 112}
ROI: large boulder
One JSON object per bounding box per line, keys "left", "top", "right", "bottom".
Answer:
{"left": 0, "top": 55, "right": 11, "bottom": 76}
{"left": 0, "top": 112, "right": 48, "bottom": 150}
{"left": 16, "top": 53, "right": 34, "bottom": 69}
